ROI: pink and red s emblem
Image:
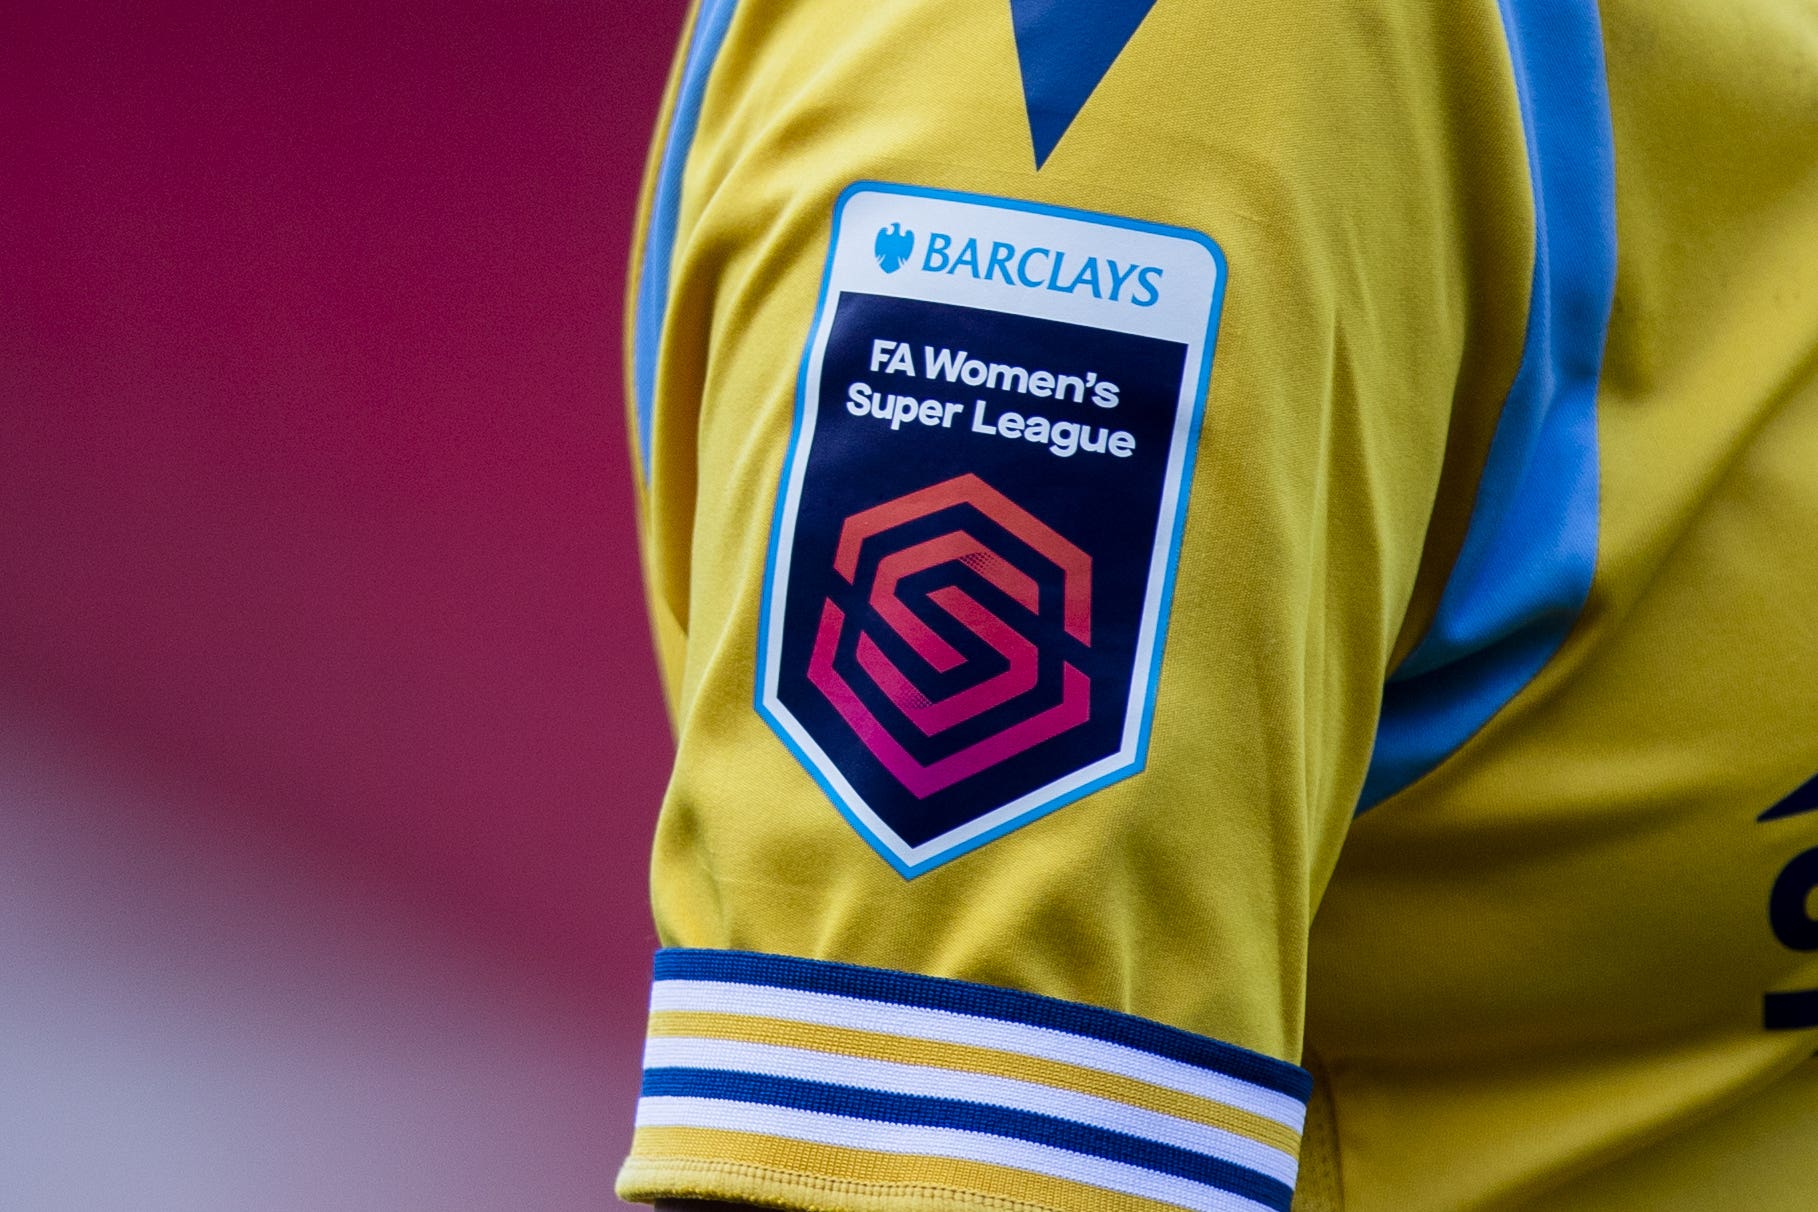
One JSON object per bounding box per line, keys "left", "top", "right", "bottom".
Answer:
{"left": 807, "top": 474, "right": 1092, "bottom": 799}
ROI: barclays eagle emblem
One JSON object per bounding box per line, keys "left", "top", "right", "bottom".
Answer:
{"left": 873, "top": 223, "right": 914, "bottom": 273}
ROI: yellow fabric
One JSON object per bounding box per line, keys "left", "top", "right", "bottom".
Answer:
{"left": 623, "top": 1127, "right": 1194, "bottom": 1212}
{"left": 1300, "top": 2, "right": 1818, "bottom": 1208}
{"left": 636, "top": 0, "right": 1524, "bottom": 1045}
{"left": 1540, "top": 1059, "right": 1818, "bottom": 1212}
{"left": 1290, "top": 1052, "right": 1342, "bottom": 1212}
{"left": 622, "top": 0, "right": 1818, "bottom": 1208}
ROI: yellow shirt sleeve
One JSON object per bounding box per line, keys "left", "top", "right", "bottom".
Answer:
{"left": 617, "top": 2, "right": 1532, "bottom": 1209}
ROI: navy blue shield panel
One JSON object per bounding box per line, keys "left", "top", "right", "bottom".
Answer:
{"left": 758, "top": 183, "right": 1227, "bottom": 876}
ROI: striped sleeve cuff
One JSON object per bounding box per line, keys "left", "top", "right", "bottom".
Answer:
{"left": 617, "top": 948, "right": 1311, "bottom": 1212}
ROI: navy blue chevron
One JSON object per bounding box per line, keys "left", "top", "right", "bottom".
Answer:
{"left": 1761, "top": 771, "right": 1818, "bottom": 822}
{"left": 1009, "top": 0, "right": 1158, "bottom": 168}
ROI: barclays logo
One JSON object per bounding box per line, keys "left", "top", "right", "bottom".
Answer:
{"left": 874, "top": 222, "right": 914, "bottom": 273}
{"left": 917, "top": 231, "right": 1164, "bottom": 307}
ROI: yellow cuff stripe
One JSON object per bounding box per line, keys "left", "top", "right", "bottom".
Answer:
{"left": 648, "top": 1009, "right": 1300, "bottom": 1156}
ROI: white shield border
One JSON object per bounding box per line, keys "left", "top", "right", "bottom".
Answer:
{"left": 754, "top": 181, "right": 1227, "bottom": 877}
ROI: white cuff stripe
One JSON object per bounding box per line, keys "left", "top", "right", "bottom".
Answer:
{"left": 652, "top": 977, "right": 1307, "bottom": 1132}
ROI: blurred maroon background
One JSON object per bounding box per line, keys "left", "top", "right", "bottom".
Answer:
{"left": 2, "top": 3, "right": 685, "bottom": 1207}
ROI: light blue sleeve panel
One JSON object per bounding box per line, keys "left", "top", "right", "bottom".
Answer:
{"left": 1360, "top": 0, "right": 1618, "bottom": 812}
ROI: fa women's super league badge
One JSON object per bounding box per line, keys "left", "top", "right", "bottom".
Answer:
{"left": 758, "top": 182, "right": 1228, "bottom": 876}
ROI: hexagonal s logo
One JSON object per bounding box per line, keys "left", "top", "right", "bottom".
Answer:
{"left": 758, "top": 182, "right": 1225, "bottom": 875}
{"left": 873, "top": 222, "right": 914, "bottom": 273}
{"left": 766, "top": 473, "right": 1115, "bottom": 873}
{"left": 807, "top": 475, "right": 1093, "bottom": 800}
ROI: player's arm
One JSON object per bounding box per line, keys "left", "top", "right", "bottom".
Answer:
{"left": 617, "top": 2, "right": 1531, "bottom": 1210}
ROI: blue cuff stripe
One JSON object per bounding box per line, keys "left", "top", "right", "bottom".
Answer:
{"left": 643, "top": 1066, "right": 1295, "bottom": 1210}
{"left": 652, "top": 948, "right": 1312, "bottom": 1102}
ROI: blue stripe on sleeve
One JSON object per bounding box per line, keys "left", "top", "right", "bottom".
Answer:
{"left": 631, "top": 0, "right": 741, "bottom": 477}
{"left": 1359, "top": 0, "right": 1617, "bottom": 811}
{"left": 653, "top": 948, "right": 1313, "bottom": 1100}
{"left": 642, "top": 1067, "right": 1296, "bottom": 1209}
{"left": 1008, "top": 0, "right": 1158, "bottom": 168}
